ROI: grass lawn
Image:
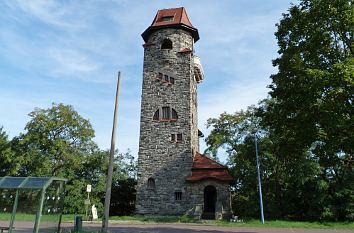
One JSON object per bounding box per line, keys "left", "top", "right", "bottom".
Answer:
{"left": 0, "top": 213, "right": 75, "bottom": 222}
{"left": 1, "top": 213, "right": 353, "bottom": 230}
{"left": 215, "top": 219, "right": 354, "bottom": 229}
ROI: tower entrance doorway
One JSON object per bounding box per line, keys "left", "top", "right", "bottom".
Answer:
{"left": 203, "top": 185, "right": 216, "bottom": 219}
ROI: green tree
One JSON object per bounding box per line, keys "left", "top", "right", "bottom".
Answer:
{"left": 265, "top": 0, "right": 353, "bottom": 220}
{"left": 12, "top": 103, "right": 95, "bottom": 177}
{"left": 206, "top": 104, "right": 334, "bottom": 220}
{"left": 11, "top": 103, "right": 97, "bottom": 213}
{"left": 206, "top": 107, "right": 277, "bottom": 218}
{"left": 109, "top": 177, "right": 136, "bottom": 216}
{"left": 0, "top": 126, "right": 17, "bottom": 176}
{"left": 10, "top": 103, "right": 137, "bottom": 215}
{"left": 109, "top": 150, "right": 137, "bottom": 215}
{"left": 205, "top": 0, "right": 353, "bottom": 221}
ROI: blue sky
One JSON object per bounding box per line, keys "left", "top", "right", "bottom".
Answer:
{"left": 0, "top": 0, "right": 297, "bottom": 162}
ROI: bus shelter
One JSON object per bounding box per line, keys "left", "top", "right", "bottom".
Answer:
{"left": 0, "top": 177, "right": 67, "bottom": 233}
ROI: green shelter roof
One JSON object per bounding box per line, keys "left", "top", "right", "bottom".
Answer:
{"left": 0, "top": 176, "right": 67, "bottom": 189}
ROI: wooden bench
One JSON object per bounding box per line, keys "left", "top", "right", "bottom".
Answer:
{"left": 0, "top": 227, "right": 10, "bottom": 233}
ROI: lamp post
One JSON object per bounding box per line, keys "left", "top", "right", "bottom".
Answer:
{"left": 253, "top": 130, "right": 265, "bottom": 224}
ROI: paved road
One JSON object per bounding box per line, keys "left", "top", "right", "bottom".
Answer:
{"left": 75, "top": 222, "right": 353, "bottom": 233}
{"left": 1, "top": 221, "right": 352, "bottom": 233}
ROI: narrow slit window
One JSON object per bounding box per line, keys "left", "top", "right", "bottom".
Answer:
{"left": 171, "top": 134, "right": 175, "bottom": 142}
{"left": 175, "top": 191, "right": 182, "bottom": 200}
{"left": 169, "top": 77, "right": 175, "bottom": 84}
{"left": 147, "top": 178, "right": 155, "bottom": 190}
{"left": 164, "top": 75, "right": 169, "bottom": 82}
{"left": 153, "top": 109, "right": 160, "bottom": 121}
{"left": 162, "top": 107, "right": 170, "bottom": 119}
{"left": 177, "top": 133, "right": 182, "bottom": 142}
{"left": 157, "top": 72, "right": 163, "bottom": 80}
{"left": 171, "top": 109, "right": 178, "bottom": 120}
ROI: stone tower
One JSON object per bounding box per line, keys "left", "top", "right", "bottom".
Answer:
{"left": 136, "top": 7, "right": 233, "bottom": 219}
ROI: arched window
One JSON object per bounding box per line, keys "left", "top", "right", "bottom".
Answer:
{"left": 153, "top": 107, "right": 178, "bottom": 121}
{"left": 161, "top": 39, "right": 172, "bottom": 49}
{"left": 147, "top": 178, "right": 155, "bottom": 189}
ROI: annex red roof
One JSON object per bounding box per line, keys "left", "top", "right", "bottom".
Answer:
{"left": 186, "top": 152, "right": 234, "bottom": 182}
{"left": 142, "top": 7, "right": 199, "bottom": 42}
{"left": 186, "top": 170, "right": 234, "bottom": 182}
{"left": 192, "top": 152, "right": 226, "bottom": 169}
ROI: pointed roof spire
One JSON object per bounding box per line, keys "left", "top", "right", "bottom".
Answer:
{"left": 142, "top": 7, "right": 199, "bottom": 42}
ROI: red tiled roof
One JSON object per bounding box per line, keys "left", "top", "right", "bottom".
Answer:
{"left": 186, "top": 170, "right": 234, "bottom": 182}
{"left": 186, "top": 152, "right": 234, "bottom": 182}
{"left": 192, "top": 152, "right": 226, "bottom": 169}
{"left": 151, "top": 7, "right": 194, "bottom": 28}
{"left": 142, "top": 7, "right": 199, "bottom": 42}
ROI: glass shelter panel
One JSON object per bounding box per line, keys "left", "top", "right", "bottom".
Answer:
{"left": 12, "top": 189, "right": 41, "bottom": 233}
{"left": 0, "top": 189, "right": 17, "bottom": 229}
{"left": 0, "top": 177, "right": 27, "bottom": 189}
{"left": 22, "top": 178, "right": 51, "bottom": 189}
{"left": 40, "top": 181, "right": 66, "bottom": 233}
{"left": 0, "top": 177, "right": 66, "bottom": 233}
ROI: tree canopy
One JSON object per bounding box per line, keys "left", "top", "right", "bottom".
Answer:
{"left": 206, "top": 0, "right": 353, "bottom": 221}
{"left": 0, "top": 127, "right": 16, "bottom": 176}
{"left": 1, "top": 103, "right": 136, "bottom": 215}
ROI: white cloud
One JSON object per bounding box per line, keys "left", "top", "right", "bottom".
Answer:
{"left": 0, "top": 0, "right": 294, "bottom": 160}
{"left": 4, "top": 0, "right": 88, "bottom": 30}
{"left": 48, "top": 48, "right": 100, "bottom": 75}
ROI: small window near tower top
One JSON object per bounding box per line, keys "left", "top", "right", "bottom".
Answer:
{"left": 155, "top": 72, "right": 175, "bottom": 85}
{"left": 161, "top": 39, "right": 173, "bottom": 50}
{"left": 177, "top": 133, "right": 182, "bottom": 142}
{"left": 170, "top": 133, "right": 182, "bottom": 143}
{"left": 160, "top": 16, "right": 174, "bottom": 22}
{"left": 175, "top": 191, "right": 182, "bottom": 200}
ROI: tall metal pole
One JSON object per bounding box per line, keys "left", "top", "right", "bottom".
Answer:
{"left": 254, "top": 133, "right": 265, "bottom": 224}
{"left": 102, "top": 71, "right": 121, "bottom": 232}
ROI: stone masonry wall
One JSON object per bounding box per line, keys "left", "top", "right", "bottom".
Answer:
{"left": 136, "top": 28, "right": 198, "bottom": 215}
{"left": 187, "top": 180, "right": 232, "bottom": 219}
